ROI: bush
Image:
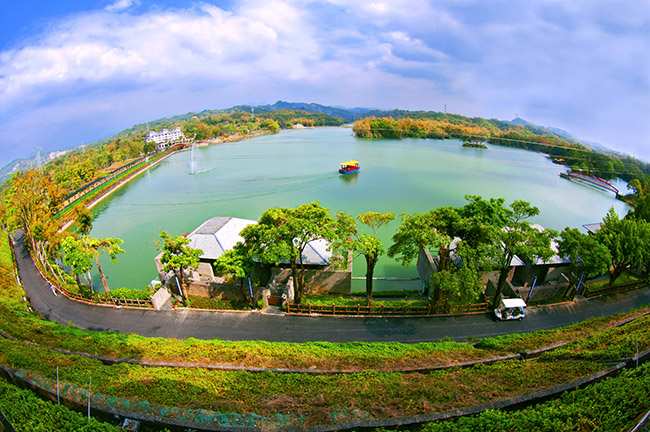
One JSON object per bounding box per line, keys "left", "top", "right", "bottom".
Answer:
{"left": 96, "top": 287, "right": 153, "bottom": 301}
{"left": 0, "top": 377, "right": 120, "bottom": 432}
{"left": 418, "top": 362, "right": 650, "bottom": 432}
{"left": 186, "top": 296, "right": 249, "bottom": 310}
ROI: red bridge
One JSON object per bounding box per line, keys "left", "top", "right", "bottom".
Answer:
{"left": 564, "top": 172, "right": 619, "bottom": 196}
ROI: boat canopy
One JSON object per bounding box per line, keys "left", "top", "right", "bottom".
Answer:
{"left": 340, "top": 160, "right": 358, "bottom": 166}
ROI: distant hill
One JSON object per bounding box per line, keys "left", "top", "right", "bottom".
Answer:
{"left": 0, "top": 101, "right": 629, "bottom": 183}
{"left": 0, "top": 150, "right": 69, "bottom": 184}
{"left": 508, "top": 117, "right": 620, "bottom": 156}
{"left": 231, "top": 101, "right": 373, "bottom": 123}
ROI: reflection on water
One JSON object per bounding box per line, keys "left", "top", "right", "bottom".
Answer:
{"left": 339, "top": 172, "right": 359, "bottom": 184}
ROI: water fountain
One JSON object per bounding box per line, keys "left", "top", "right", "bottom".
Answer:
{"left": 189, "top": 144, "right": 197, "bottom": 175}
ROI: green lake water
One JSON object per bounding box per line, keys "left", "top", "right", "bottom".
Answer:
{"left": 88, "top": 127, "right": 629, "bottom": 292}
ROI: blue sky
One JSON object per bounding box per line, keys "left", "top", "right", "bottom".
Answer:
{"left": 1, "top": 0, "right": 649, "bottom": 168}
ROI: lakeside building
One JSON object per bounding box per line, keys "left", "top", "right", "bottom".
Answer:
{"left": 145, "top": 127, "right": 186, "bottom": 150}
{"left": 417, "top": 223, "right": 573, "bottom": 304}
{"left": 154, "top": 217, "right": 351, "bottom": 302}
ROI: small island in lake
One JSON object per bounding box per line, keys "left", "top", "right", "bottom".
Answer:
{"left": 462, "top": 141, "right": 488, "bottom": 149}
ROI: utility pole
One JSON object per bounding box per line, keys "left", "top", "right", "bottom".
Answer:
{"left": 33, "top": 147, "right": 42, "bottom": 171}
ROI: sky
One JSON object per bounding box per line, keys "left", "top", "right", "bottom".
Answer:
{"left": 1, "top": 0, "right": 649, "bottom": 168}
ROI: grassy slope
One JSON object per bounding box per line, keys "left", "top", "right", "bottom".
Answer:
{"left": 1, "top": 230, "right": 650, "bottom": 428}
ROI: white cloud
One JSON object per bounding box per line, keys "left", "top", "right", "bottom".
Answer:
{"left": 106, "top": 0, "right": 139, "bottom": 12}
{"left": 0, "top": 0, "right": 649, "bottom": 165}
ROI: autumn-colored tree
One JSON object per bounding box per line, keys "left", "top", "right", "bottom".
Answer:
{"left": 2, "top": 170, "right": 64, "bottom": 268}
{"left": 74, "top": 206, "right": 94, "bottom": 236}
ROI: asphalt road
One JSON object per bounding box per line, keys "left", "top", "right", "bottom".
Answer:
{"left": 14, "top": 233, "right": 650, "bottom": 343}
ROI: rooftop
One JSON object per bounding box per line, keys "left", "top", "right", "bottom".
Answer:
{"left": 187, "top": 216, "right": 332, "bottom": 266}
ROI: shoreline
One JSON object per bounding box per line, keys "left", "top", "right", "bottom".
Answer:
{"left": 59, "top": 129, "right": 281, "bottom": 232}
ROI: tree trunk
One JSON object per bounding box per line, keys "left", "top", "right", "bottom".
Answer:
{"left": 438, "top": 246, "right": 450, "bottom": 272}
{"left": 39, "top": 242, "right": 61, "bottom": 283}
{"left": 83, "top": 271, "right": 93, "bottom": 290}
{"left": 94, "top": 256, "right": 110, "bottom": 293}
{"left": 71, "top": 265, "right": 81, "bottom": 288}
{"left": 491, "top": 264, "right": 511, "bottom": 310}
{"left": 299, "top": 255, "right": 307, "bottom": 298}
{"left": 431, "top": 284, "right": 442, "bottom": 307}
{"left": 290, "top": 257, "right": 301, "bottom": 304}
{"left": 609, "top": 265, "right": 624, "bottom": 287}
{"left": 562, "top": 273, "right": 576, "bottom": 299}
{"left": 177, "top": 266, "right": 187, "bottom": 304}
{"left": 239, "top": 277, "right": 251, "bottom": 306}
{"left": 44, "top": 255, "right": 63, "bottom": 284}
{"left": 365, "top": 255, "right": 377, "bottom": 307}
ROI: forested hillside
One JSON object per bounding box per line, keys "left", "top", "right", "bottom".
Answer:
{"left": 1, "top": 108, "right": 343, "bottom": 195}
{"left": 352, "top": 115, "right": 649, "bottom": 182}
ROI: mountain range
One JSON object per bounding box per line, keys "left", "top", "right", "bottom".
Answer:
{"left": 0, "top": 101, "right": 620, "bottom": 183}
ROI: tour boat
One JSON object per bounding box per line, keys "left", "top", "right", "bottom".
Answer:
{"left": 339, "top": 160, "right": 360, "bottom": 175}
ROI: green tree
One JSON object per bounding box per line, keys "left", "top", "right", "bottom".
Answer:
{"left": 213, "top": 242, "right": 255, "bottom": 306}
{"left": 61, "top": 236, "right": 94, "bottom": 289}
{"left": 429, "top": 240, "right": 492, "bottom": 304}
{"left": 159, "top": 232, "right": 203, "bottom": 304}
{"left": 334, "top": 211, "right": 395, "bottom": 306}
{"left": 558, "top": 227, "right": 611, "bottom": 297}
{"left": 387, "top": 207, "right": 463, "bottom": 304}
{"left": 142, "top": 140, "right": 156, "bottom": 154}
{"left": 626, "top": 176, "right": 650, "bottom": 222}
{"left": 597, "top": 208, "right": 650, "bottom": 285}
{"left": 462, "top": 196, "right": 557, "bottom": 309}
{"left": 240, "top": 202, "right": 337, "bottom": 304}
{"left": 86, "top": 237, "right": 125, "bottom": 293}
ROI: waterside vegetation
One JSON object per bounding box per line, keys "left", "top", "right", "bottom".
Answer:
{"left": 352, "top": 114, "right": 649, "bottom": 183}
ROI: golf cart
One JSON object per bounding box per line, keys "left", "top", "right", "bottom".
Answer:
{"left": 494, "top": 298, "right": 527, "bottom": 321}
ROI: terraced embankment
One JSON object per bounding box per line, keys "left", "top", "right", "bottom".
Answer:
{"left": 2, "top": 231, "right": 650, "bottom": 430}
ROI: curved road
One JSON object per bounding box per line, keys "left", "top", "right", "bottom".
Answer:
{"left": 14, "top": 233, "right": 650, "bottom": 343}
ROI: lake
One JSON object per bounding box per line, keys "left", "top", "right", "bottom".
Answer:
{"left": 88, "top": 127, "right": 629, "bottom": 292}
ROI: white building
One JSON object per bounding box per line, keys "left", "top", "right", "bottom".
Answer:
{"left": 145, "top": 127, "right": 185, "bottom": 150}
{"left": 183, "top": 217, "right": 332, "bottom": 280}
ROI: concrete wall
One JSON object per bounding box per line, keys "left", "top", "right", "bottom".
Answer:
{"left": 185, "top": 279, "right": 263, "bottom": 302}
{"left": 417, "top": 248, "right": 437, "bottom": 284}
{"left": 270, "top": 266, "right": 351, "bottom": 295}
{"left": 513, "top": 263, "right": 571, "bottom": 286}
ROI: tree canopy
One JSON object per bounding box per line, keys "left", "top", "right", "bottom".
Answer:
{"left": 597, "top": 208, "right": 650, "bottom": 285}
{"left": 159, "top": 231, "right": 203, "bottom": 303}
{"left": 240, "top": 202, "right": 337, "bottom": 304}
{"left": 333, "top": 211, "right": 395, "bottom": 305}
{"left": 558, "top": 227, "right": 611, "bottom": 295}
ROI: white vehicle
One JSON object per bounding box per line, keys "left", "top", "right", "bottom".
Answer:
{"left": 494, "top": 298, "right": 527, "bottom": 321}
